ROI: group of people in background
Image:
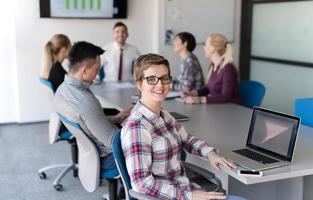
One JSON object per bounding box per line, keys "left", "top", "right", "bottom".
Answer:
{"left": 40, "top": 21, "right": 240, "bottom": 105}
{"left": 172, "top": 32, "right": 240, "bottom": 105}
{"left": 40, "top": 21, "right": 240, "bottom": 200}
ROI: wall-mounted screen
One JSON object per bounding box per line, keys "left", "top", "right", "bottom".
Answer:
{"left": 40, "top": 0, "right": 127, "bottom": 19}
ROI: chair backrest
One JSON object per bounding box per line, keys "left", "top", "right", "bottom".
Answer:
{"left": 99, "top": 66, "right": 105, "bottom": 81}
{"left": 48, "top": 112, "right": 62, "bottom": 144}
{"left": 111, "top": 130, "right": 135, "bottom": 200}
{"left": 40, "top": 78, "right": 54, "bottom": 90}
{"left": 57, "top": 113, "right": 100, "bottom": 192}
{"left": 39, "top": 78, "right": 61, "bottom": 144}
{"left": 40, "top": 78, "right": 54, "bottom": 100}
{"left": 294, "top": 98, "right": 313, "bottom": 127}
{"left": 239, "top": 80, "right": 265, "bottom": 108}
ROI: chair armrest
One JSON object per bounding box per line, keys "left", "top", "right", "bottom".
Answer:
{"left": 182, "top": 161, "right": 223, "bottom": 192}
{"left": 129, "top": 189, "right": 160, "bottom": 200}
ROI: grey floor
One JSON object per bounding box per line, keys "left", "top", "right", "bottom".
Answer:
{"left": 0, "top": 122, "right": 109, "bottom": 200}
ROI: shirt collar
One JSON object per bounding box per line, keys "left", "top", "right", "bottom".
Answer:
{"left": 211, "top": 57, "right": 225, "bottom": 71}
{"left": 114, "top": 41, "right": 127, "bottom": 50}
{"left": 64, "top": 75, "right": 91, "bottom": 90}
{"left": 135, "top": 101, "right": 165, "bottom": 124}
{"left": 182, "top": 52, "right": 192, "bottom": 62}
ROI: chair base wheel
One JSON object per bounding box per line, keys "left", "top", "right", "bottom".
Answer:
{"left": 101, "top": 193, "right": 109, "bottom": 200}
{"left": 39, "top": 172, "right": 47, "bottom": 179}
{"left": 54, "top": 184, "right": 63, "bottom": 191}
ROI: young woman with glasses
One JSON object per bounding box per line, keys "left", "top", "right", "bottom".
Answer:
{"left": 121, "top": 53, "right": 236, "bottom": 200}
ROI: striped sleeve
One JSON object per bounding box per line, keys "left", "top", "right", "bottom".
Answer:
{"left": 80, "top": 95, "right": 117, "bottom": 148}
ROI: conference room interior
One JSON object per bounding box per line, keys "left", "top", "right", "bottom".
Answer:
{"left": 1, "top": 0, "right": 313, "bottom": 200}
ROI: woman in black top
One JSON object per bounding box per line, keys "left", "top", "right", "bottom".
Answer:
{"left": 41, "top": 34, "right": 71, "bottom": 92}
{"left": 41, "top": 34, "right": 71, "bottom": 133}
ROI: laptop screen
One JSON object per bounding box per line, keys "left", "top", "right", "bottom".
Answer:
{"left": 247, "top": 107, "right": 300, "bottom": 161}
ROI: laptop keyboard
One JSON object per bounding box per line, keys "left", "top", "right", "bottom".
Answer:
{"left": 234, "top": 149, "right": 279, "bottom": 164}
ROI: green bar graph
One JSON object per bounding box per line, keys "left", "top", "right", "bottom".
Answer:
{"left": 65, "top": 0, "right": 69, "bottom": 9}
{"left": 74, "top": 0, "right": 77, "bottom": 9}
{"left": 89, "top": 0, "right": 93, "bottom": 9}
{"left": 64, "top": 0, "right": 102, "bottom": 10}
{"left": 97, "top": 0, "right": 101, "bottom": 10}
{"left": 82, "top": 0, "right": 85, "bottom": 9}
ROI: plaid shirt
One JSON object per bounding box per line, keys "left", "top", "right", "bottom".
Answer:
{"left": 173, "top": 53, "right": 204, "bottom": 92}
{"left": 121, "top": 102, "right": 213, "bottom": 200}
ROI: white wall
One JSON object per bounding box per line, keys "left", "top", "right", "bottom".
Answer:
{"left": 0, "top": 0, "right": 18, "bottom": 123}
{"left": 157, "top": 0, "right": 242, "bottom": 77}
{"left": 1, "top": 0, "right": 240, "bottom": 123}
{"left": 1, "top": 0, "right": 158, "bottom": 123}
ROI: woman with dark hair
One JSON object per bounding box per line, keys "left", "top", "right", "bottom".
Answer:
{"left": 172, "top": 32, "right": 204, "bottom": 92}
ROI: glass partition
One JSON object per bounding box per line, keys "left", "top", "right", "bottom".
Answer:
{"left": 251, "top": 1, "right": 313, "bottom": 63}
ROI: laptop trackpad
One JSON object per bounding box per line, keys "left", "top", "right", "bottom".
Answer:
{"left": 230, "top": 152, "right": 266, "bottom": 169}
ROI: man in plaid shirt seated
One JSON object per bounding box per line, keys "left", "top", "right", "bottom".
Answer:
{"left": 121, "top": 53, "right": 236, "bottom": 200}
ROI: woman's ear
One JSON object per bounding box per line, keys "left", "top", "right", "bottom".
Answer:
{"left": 213, "top": 46, "right": 218, "bottom": 54}
{"left": 59, "top": 47, "right": 67, "bottom": 57}
{"left": 183, "top": 41, "right": 188, "bottom": 49}
{"left": 135, "top": 80, "right": 142, "bottom": 92}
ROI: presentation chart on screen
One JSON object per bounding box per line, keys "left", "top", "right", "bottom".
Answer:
{"left": 50, "top": 0, "right": 115, "bottom": 18}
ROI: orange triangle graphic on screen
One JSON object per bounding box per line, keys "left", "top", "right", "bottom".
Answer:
{"left": 261, "top": 120, "right": 288, "bottom": 143}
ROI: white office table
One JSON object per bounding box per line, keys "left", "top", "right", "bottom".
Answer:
{"left": 92, "top": 82, "right": 313, "bottom": 200}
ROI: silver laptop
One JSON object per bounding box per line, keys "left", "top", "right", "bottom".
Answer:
{"left": 225, "top": 107, "right": 300, "bottom": 171}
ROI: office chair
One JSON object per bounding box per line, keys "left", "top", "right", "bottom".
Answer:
{"left": 38, "top": 78, "right": 78, "bottom": 191}
{"left": 99, "top": 66, "right": 105, "bottom": 81}
{"left": 112, "top": 130, "right": 248, "bottom": 200}
{"left": 57, "top": 113, "right": 119, "bottom": 200}
{"left": 239, "top": 80, "right": 265, "bottom": 108}
{"left": 294, "top": 98, "right": 313, "bottom": 127}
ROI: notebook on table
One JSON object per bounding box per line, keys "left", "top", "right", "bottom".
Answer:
{"left": 224, "top": 107, "right": 300, "bottom": 171}
{"left": 170, "top": 112, "right": 189, "bottom": 122}
{"left": 102, "top": 108, "right": 120, "bottom": 116}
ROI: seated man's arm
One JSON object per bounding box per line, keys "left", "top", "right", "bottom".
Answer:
{"left": 109, "top": 106, "right": 133, "bottom": 124}
{"left": 80, "top": 97, "right": 118, "bottom": 148}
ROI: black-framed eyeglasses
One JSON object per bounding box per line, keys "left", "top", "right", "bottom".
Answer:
{"left": 142, "top": 75, "right": 172, "bottom": 85}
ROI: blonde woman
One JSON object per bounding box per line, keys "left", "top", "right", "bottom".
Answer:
{"left": 182, "top": 34, "right": 241, "bottom": 104}
{"left": 41, "top": 34, "right": 71, "bottom": 92}
{"left": 121, "top": 53, "right": 235, "bottom": 200}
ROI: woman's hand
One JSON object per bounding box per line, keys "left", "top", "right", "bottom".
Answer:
{"left": 192, "top": 190, "right": 226, "bottom": 200}
{"left": 183, "top": 96, "right": 200, "bottom": 104}
{"left": 208, "top": 150, "right": 236, "bottom": 171}
{"left": 180, "top": 90, "right": 198, "bottom": 98}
